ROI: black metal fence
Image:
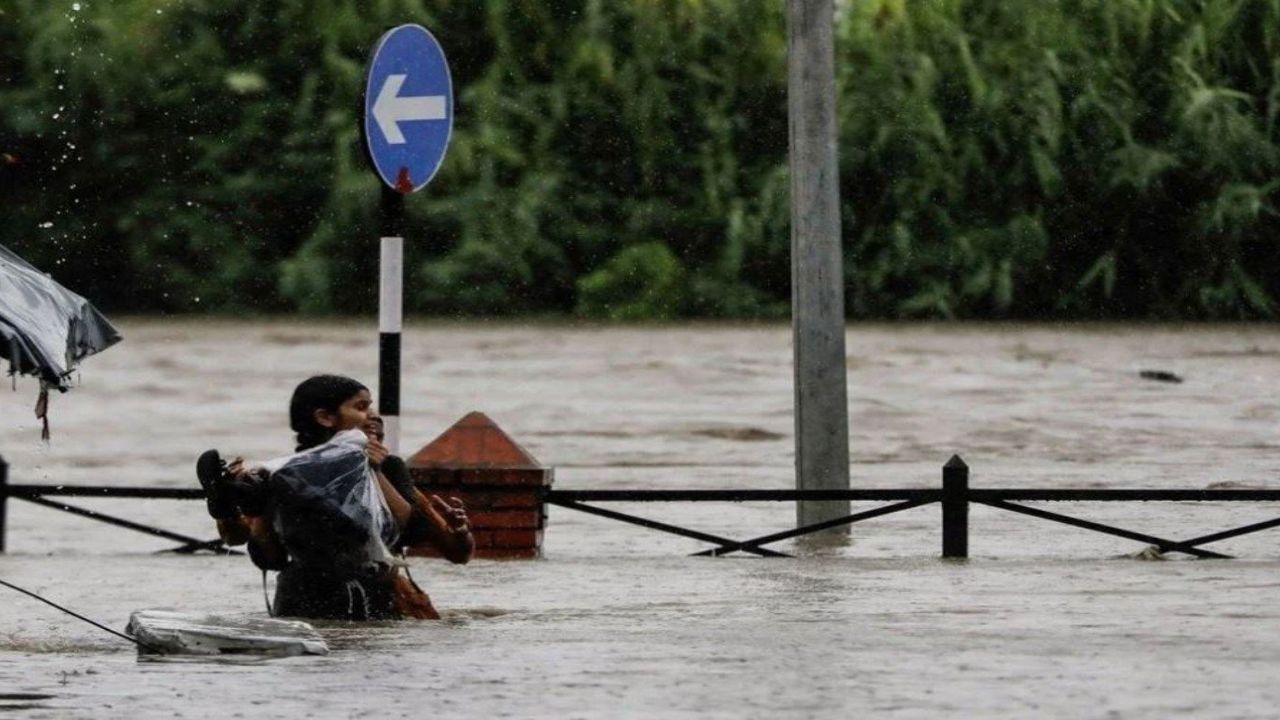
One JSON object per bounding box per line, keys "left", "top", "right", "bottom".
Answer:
{"left": 0, "top": 456, "right": 234, "bottom": 555}
{"left": 3, "top": 454, "right": 1280, "bottom": 558}
{"left": 544, "top": 456, "right": 1280, "bottom": 559}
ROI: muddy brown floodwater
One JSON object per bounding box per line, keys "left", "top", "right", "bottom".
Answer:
{"left": 2, "top": 320, "right": 1280, "bottom": 718}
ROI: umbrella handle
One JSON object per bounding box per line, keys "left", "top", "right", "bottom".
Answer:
{"left": 34, "top": 386, "right": 49, "bottom": 441}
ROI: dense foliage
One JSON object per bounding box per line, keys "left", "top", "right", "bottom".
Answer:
{"left": 2, "top": 0, "right": 1279, "bottom": 319}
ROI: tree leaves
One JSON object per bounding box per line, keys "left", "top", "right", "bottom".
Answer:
{"left": 3, "top": 0, "right": 1280, "bottom": 319}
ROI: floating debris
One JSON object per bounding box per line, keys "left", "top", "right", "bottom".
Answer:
{"left": 127, "top": 610, "right": 328, "bottom": 656}
{"left": 691, "top": 426, "right": 785, "bottom": 441}
{"left": 1139, "top": 369, "right": 1183, "bottom": 384}
{"left": 1129, "top": 545, "right": 1169, "bottom": 561}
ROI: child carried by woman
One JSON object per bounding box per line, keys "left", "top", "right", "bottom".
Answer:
{"left": 196, "top": 374, "right": 473, "bottom": 620}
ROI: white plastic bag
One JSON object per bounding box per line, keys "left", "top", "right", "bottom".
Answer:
{"left": 260, "top": 429, "right": 396, "bottom": 574}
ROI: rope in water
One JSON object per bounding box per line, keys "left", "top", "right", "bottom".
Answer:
{"left": 0, "top": 578, "right": 158, "bottom": 652}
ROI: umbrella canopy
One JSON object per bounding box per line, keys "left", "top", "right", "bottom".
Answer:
{"left": 0, "top": 243, "right": 121, "bottom": 435}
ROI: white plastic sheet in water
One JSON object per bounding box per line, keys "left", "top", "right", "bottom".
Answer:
{"left": 126, "top": 609, "right": 328, "bottom": 656}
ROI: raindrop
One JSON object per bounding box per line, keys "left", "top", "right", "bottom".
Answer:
{"left": 39, "top": 221, "right": 54, "bottom": 228}
{"left": 72, "top": 2, "right": 80, "bottom": 10}
{"left": 52, "top": 113, "right": 60, "bottom": 120}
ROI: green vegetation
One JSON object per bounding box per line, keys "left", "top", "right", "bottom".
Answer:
{"left": 2, "top": 0, "right": 1279, "bottom": 319}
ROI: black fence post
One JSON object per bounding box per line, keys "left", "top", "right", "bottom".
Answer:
{"left": 942, "top": 455, "right": 968, "bottom": 559}
{"left": 0, "top": 455, "right": 8, "bottom": 553}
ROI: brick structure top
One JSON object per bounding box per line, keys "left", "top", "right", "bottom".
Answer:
{"left": 407, "top": 411, "right": 543, "bottom": 469}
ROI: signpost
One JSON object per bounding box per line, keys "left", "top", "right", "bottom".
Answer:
{"left": 363, "top": 24, "right": 454, "bottom": 453}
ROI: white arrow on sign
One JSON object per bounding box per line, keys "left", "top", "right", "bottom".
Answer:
{"left": 372, "top": 74, "right": 447, "bottom": 145}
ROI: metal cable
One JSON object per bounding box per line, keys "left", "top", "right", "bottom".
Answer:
{"left": 0, "top": 577, "right": 159, "bottom": 653}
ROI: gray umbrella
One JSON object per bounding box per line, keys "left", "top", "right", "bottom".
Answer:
{"left": 0, "top": 243, "right": 121, "bottom": 437}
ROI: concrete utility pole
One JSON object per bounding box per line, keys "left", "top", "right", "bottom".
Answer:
{"left": 787, "top": 0, "right": 850, "bottom": 533}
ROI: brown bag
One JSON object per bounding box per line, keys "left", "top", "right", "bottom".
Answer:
{"left": 391, "top": 568, "right": 440, "bottom": 620}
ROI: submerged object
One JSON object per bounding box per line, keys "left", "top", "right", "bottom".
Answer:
{"left": 126, "top": 610, "right": 328, "bottom": 656}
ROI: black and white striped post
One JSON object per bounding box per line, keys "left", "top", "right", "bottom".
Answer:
{"left": 379, "top": 188, "right": 405, "bottom": 454}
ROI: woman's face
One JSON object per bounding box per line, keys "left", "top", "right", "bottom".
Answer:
{"left": 318, "top": 389, "right": 379, "bottom": 434}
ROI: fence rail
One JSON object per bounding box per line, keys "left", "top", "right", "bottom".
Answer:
{"left": 5, "top": 485, "right": 203, "bottom": 499}
{"left": 546, "top": 489, "right": 939, "bottom": 502}
{"left": 0, "top": 459, "right": 233, "bottom": 555}
{"left": 3, "top": 454, "right": 1280, "bottom": 559}
{"left": 545, "top": 487, "right": 1280, "bottom": 503}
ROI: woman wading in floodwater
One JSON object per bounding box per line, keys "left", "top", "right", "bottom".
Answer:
{"left": 196, "top": 374, "right": 473, "bottom": 620}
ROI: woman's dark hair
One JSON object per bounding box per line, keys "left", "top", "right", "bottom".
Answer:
{"left": 289, "top": 374, "right": 368, "bottom": 451}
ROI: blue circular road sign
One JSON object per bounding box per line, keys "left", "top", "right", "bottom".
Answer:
{"left": 364, "top": 24, "right": 453, "bottom": 193}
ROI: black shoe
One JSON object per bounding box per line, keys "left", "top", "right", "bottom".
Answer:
{"left": 196, "top": 449, "right": 238, "bottom": 521}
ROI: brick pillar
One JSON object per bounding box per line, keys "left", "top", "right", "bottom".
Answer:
{"left": 405, "top": 412, "right": 551, "bottom": 559}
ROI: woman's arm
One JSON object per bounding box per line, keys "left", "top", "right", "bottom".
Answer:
{"left": 373, "top": 474, "right": 477, "bottom": 563}
{"left": 379, "top": 456, "right": 474, "bottom": 564}
{"left": 246, "top": 515, "right": 288, "bottom": 571}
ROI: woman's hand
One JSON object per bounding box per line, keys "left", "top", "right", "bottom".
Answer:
{"left": 365, "top": 437, "right": 389, "bottom": 468}
{"left": 430, "top": 495, "right": 470, "bottom": 535}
